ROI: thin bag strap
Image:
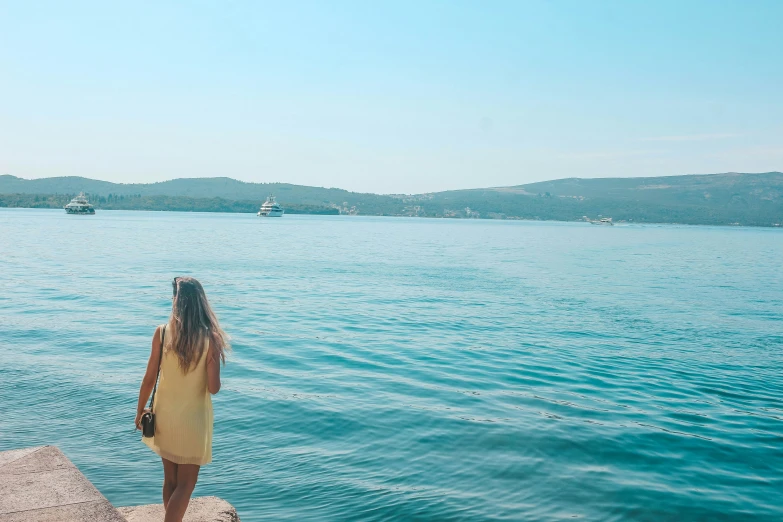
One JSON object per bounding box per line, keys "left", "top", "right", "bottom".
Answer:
{"left": 148, "top": 325, "right": 165, "bottom": 410}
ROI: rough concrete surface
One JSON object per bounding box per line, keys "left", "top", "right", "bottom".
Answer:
{"left": 0, "top": 447, "right": 40, "bottom": 468}
{"left": 0, "top": 501, "right": 126, "bottom": 522}
{"left": 0, "top": 446, "right": 239, "bottom": 521}
{"left": 0, "top": 445, "right": 125, "bottom": 522}
{"left": 118, "top": 496, "right": 240, "bottom": 522}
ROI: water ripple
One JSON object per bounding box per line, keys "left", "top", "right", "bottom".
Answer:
{"left": 1, "top": 209, "right": 782, "bottom": 521}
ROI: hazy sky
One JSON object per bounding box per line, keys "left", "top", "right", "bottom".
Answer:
{"left": 1, "top": 1, "right": 781, "bottom": 193}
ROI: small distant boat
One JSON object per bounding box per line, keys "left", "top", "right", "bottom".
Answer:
{"left": 257, "top": 195, "right": 284, "bottom": 217}
{"left": 590, "top": 217, "right": 613, "bottom": 226}
{"left": 64, "top": 192, "right": 95, "bottom": 215}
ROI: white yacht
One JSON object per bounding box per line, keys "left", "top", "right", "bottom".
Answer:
{"left": 590, "top": 217, "right": 613, "bottom": 225}
{"left": 257, "top": 195, "right": 284, "bottom": 217}
{"left": 64, "top": 192, "right": 95, "bottom": 215}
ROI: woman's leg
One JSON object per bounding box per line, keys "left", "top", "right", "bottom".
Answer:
{"left": 164, "top": 463, "right": 201, "bottom": 522}
{"left": 161, "top": 458, "right": 179, "bottom": 509}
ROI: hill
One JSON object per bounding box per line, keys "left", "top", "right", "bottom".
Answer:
{"left": 1, "top": 172, "right": 781, "bottom": 226}
{"left": 0, "top": 175, "right": 396, "bottom": 210}
{"left": 424, "top": 172, "right": 783, "bottom": 226}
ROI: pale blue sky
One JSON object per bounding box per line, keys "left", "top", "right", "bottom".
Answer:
{"left": 1, "top": 1, "right": 781, "bottom": 193}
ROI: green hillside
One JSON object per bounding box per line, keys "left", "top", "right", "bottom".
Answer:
{"left": 1, "top": 172, "right": 781, "bottom": 226}
{"left": 519, "top": 172, "right": 783, "bottom": 204}
{"left": 0, "top": 193, "right": 339, "bottom": 215}
{"left": 423, "top": 172, "right": 783, "bottom": 226}
{"left": 0, "top": 175, "right": 396, "bottom": 208}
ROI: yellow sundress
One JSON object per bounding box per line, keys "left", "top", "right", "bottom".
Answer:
{"left": 143, "top": 323, "right": 213, "bottom": 465}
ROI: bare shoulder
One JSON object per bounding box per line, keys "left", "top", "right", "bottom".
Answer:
{"left": 150, "top": 325, "right": 163, "bottom": 352}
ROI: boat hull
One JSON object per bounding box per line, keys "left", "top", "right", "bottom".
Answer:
{"left": 257, "top": 209, "right": 284, "bottom": 217}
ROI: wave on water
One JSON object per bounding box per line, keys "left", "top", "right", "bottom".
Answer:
{"left": 1, "top": 209, "right": 782, "bottom": 521}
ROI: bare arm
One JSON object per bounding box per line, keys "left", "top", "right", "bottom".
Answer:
{"left": 134, "top": 326, "right": 162, "bottom": 429}
{"left": 206, "top": 339, "right": 221, "bottom": 394}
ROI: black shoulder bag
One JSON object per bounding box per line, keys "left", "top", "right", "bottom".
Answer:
{"left": 141, "top": 325, "right": 165, "bottom": 438}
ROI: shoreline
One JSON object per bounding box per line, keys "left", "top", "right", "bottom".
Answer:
{"left": 2, "top": 205, "right": 781, "bottom": 229}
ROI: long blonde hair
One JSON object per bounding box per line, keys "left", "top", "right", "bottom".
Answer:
{"left": 169, "top": 276, "right": 230, "bottom": 372}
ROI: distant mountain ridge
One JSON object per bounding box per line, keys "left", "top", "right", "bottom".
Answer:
{"left": 1, "top": 172, "right": 781, "bottom": 226}
{"left": 0, "top": 175, "right": 383, "bottom": 205}
{"left": 517, "top": 171, "right": 783, "bottom": 202}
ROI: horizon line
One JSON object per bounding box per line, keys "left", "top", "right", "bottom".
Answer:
{"left": 2, "top": 171, "right": 781, "bottom": 196}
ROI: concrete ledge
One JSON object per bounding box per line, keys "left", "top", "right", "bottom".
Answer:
{"left": 0, "top": 446, "right": 125, "bottom": 521}
{"left": 118, "top": 496, "right": 240, "bottom": 521}
{"left": 0, "top": 446, "right": 240, "bottom": 522}
{"left": 0, "top": 501, "right": 127, "bottom": 522}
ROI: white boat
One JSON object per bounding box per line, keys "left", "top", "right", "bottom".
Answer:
{"left": 257, "top": 195, "right": 284, "bottom": 217}
{"left": 64, "top": 192, "right": 95, "bottom": 215}
{"left": 590, "top": 217, "right": 613, "bottom": 225}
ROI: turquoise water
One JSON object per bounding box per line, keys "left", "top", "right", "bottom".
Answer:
{"left": 1, "top": 208, "right": 781, "bottom": 521}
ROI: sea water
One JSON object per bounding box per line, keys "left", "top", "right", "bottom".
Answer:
{"left": 0, "top": 208, "right": 781, "bottom": 521}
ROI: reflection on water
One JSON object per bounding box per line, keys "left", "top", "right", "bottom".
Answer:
{"left": 1, "top": 209, "right": 781, "bottom": 521}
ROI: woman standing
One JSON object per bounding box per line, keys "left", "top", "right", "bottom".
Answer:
{"left": 135, "top": 277, "right": 229, "bottom": 522}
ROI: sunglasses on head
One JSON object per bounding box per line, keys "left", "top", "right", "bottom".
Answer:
{"left": 172, "top": 277, "right": 180, "bottom": 297}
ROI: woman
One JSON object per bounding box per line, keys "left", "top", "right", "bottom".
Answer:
{"left": 135, "top": 277, "right": 229, "bottom": 522}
